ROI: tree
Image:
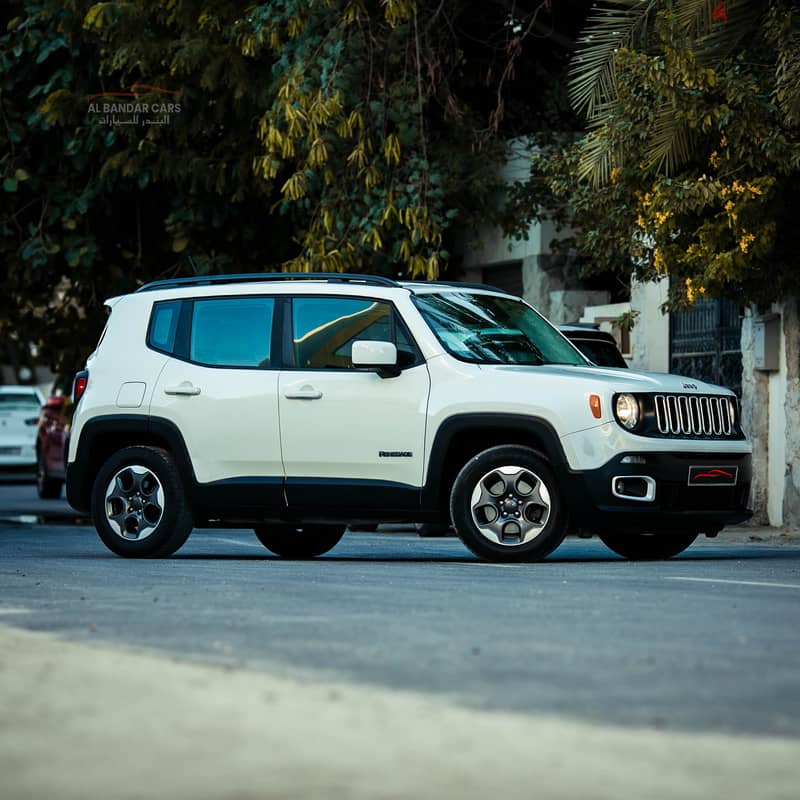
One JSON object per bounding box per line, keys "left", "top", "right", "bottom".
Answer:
{"left": 508, "top": 0, "right": 800, "bottom": 308}
{"left": 2, "top": 0, "right": 584, "bottom": 371}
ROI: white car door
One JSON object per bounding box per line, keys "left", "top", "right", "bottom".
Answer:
{"left": 278, "top": 295, "right": 430, "bottom": 512}
{"left": 151, "top": 295, "right": 282, "bottom": 486}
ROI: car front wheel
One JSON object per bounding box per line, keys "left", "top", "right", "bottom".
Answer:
{"left": 598, "top": 531, "right": 698, "bottom": 560}
{"left": 450, "top": 445, "right": 567, "bottom": 562}
{"left": 253, "top": 524, "right": 346, "bottom": 558}
{"left": 91, "top": 446, "right": 193, "bottom": 558}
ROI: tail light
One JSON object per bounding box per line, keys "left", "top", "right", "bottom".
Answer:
{"left": 72, "top": 370, "right": 89, "bottom": 404}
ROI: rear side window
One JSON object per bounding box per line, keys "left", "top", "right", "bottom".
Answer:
{"left": 189, "top": 297, "right": 274, "bottom": 368}
{"left": 148, "top": 300, "right": 182, "bottom": 354}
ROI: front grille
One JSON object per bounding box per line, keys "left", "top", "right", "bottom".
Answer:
{"left": 653, "top": 394, "right": 736, "bottom": 438}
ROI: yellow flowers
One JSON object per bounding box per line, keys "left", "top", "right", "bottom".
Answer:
{"left": 653, "top": 248, "right": 666, "bottom": 274}
{"left": 654, "top": 210, "right": 670, "bottom": 226}
{"left": 286, "top": 16, "right": 305, "bottom": 39}
{"left": 343, "top": 1, "right": 366, "bottom": 23}
{"left": 610, "top": 166, "right": 621, "bottom": 183}
{"left": 383, "top": 133, "right": 401, "bottom": 166}
{"left": 363, "top": 227, "right": 383, "bottom": 250}
{"left": 739, "top": 232, "right": 755, "bottom": 253}
{"left": 383, "top": 0, "right": 416, "bottom": 28}
{"left": 281, "top": 172, "right": 307, "bottom": 201}
{"left": 308, "top": 137, "right": 328, "bottom": 168}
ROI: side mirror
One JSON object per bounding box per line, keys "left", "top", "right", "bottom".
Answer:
{"left": 351, "top": 341, "right": 400, "bottom": 378}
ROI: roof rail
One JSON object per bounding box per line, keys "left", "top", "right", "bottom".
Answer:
{"left": 135, "top": 272, "right": 401, "bottom": 293}
{"left": 404, "top": 280, "right": 514, "bottom": 295}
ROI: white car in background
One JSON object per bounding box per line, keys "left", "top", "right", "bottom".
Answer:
{"left": 0, "top": 386, "right": 45, "bottom": 471}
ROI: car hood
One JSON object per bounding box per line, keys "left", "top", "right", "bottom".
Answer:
{"left": 486, "top": 364, "right": 733, "bottom": 396}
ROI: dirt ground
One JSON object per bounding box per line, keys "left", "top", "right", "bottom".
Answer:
{"left": 717, "top": 521, "right": 800, "bottom": 545}
{"left": 1, "top": 624, "right": 798, "bottom": 800}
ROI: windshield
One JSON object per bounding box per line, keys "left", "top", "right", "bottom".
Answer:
{"left": 413, "top": 292, "right": 587, "bottom": 366}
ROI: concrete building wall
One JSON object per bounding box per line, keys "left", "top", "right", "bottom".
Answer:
{"left": 628, "top": 279, "right": 670, "bottom": 373}
{"left": 740, "top": 300, "right": 800, "bottom": 528}
{"left": 783, "top": 298, "right": 800, "bottom": 526}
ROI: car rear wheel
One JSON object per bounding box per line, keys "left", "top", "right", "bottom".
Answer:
{"left": 598, "top": 531, "right": 698, "bottom": 560}
{"left": 36, "top": 448, "right": 63, "bottom": 499}
{"left": 253, "top": 524, "right": 346, "bottom": 558}
{"left": 91, "top": 446, "right": 193, "bottom": 558}
{"left": 450, "top": 445, "right": 567, "bottom": 562}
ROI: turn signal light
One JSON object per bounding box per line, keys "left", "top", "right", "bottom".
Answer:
{"left": 589, "top": 394, "right": 602, "bottom": 419}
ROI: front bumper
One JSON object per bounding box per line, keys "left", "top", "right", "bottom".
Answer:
{"left": 568, "top": 451, "right": 752, "bottom": 533}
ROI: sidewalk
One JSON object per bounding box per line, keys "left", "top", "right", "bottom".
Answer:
{"left": 1, "top": 625, "right": 798, "bottom": 800}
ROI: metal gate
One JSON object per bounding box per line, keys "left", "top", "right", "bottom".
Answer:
{"left": 670, "top": 298, "right": 743, "bottom": 396}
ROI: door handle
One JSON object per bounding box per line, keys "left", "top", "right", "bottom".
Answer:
{"left": 164, "top": 382, "right": 201, "bottom": 396}
{"left": 284, "top": 385, "right": 323, "bottom": 400}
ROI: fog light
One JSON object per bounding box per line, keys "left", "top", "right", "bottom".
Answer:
{"left": 611, "top": 475, "right": 656, "bottom": 502}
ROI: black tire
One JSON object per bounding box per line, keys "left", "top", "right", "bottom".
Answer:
{"left": 598, "top": 531, "right": 698, "bottom": 560}
{"left": 91, "top": 446, "right": 193, "bottom": 558}
{"left": 450, "top": 445, "right": 567, "bottom": 562}
{"left": 36, "top": 448, "right": 63, "bottom": 499}
{"left": 253, "top": 524, "right": 346, "bottom": 558}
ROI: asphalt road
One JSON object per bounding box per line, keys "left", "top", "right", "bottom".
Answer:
{"left": 1, "top": 523, "right": 799, "bottom": 738}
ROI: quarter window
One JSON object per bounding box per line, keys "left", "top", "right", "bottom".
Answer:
{"left": 189, "top": 297, "right": 274, "bottom": 368}
{"left": 148, "top": 300, "right": 181, "bottom": 355}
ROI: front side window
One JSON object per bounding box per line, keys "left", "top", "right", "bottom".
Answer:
{"left": 413, "top": 292, "right": 586, "bottom": 366}
{"left": 291, "top": 297, "right": 415, "bottom": 369}
{"left": 189, "top": 297, "right": 274, "bottom": 368}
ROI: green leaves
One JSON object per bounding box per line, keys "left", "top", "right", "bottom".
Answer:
{"left": 536, "top": 0, "right": 800, "bottom": 307}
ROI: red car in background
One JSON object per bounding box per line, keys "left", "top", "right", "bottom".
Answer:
{"left": 36, "top": 378, "right": 74, "bottom": 499}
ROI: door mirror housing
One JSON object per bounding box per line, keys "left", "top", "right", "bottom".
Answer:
{"left": 351, "top": 341, "right": 400, "bottom": 378}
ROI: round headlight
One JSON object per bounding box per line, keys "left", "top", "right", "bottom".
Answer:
{"left": 615, "top": 394, "right": 640, "bottom": 430}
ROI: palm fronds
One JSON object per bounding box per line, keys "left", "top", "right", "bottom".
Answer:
{"left": 568, "top": 0, "right": 658, "bottom": 121}
{"left": 569, "top": 0, "right": 765, "bottom": 185}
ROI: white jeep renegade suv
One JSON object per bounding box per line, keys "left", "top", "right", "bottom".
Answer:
{"left": 66, "top": 273, "right": 752, "bottom": 562}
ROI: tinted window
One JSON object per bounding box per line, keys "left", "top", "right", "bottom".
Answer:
{"left": 413, "top": 292, "right": 586, "bottom": 366}
{"left": 148, "top": 300, "right": 182, "bottom": 354}
{"left": 291, "top": 297, "right": 414, "bottom": 369}
{"left": 190, "top": 297, "right": 274, "bottom": 368}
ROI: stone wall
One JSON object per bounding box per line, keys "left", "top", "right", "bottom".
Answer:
{"left": 740, "top": 299, "right": 800, "bottom": 528}
{"left": 782, "top": 298, "right": 800, "bottom": 527}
